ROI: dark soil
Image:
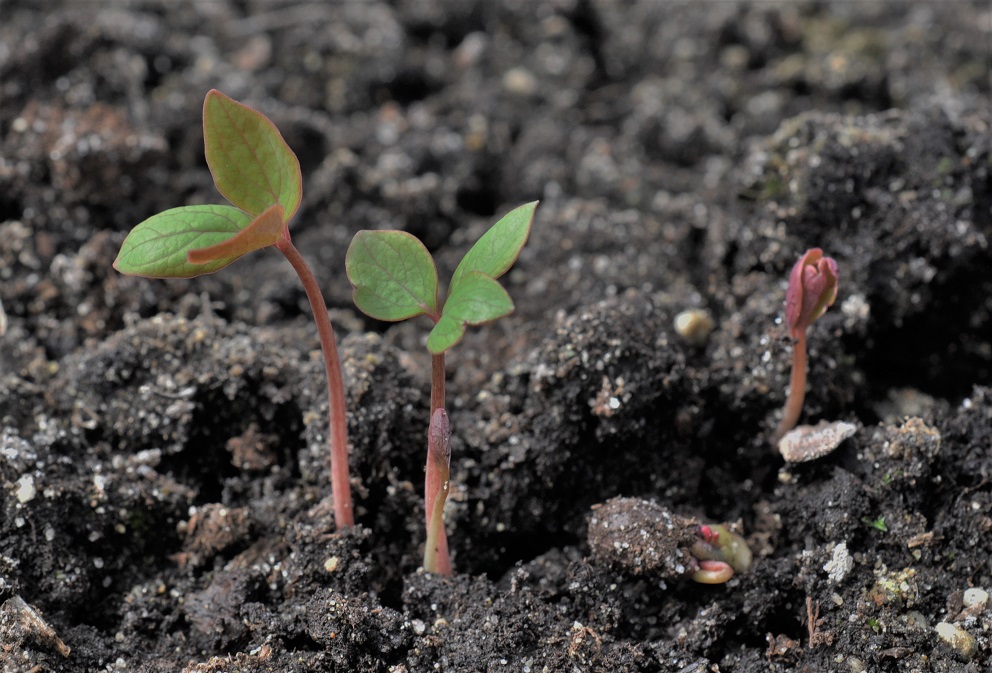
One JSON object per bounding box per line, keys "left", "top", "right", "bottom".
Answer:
{"left": 2, "top": 1, "right": 991, "bottom": 671}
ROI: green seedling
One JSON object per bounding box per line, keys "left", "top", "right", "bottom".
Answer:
{"left": 865, "top": 516, "right": 888, "bottom": 532}
{"left": 345, "top": 201, "right": 538, "bottom": 574}
{"left": 690, "top": 524, "right": 753, "bottom": 584}
{"left": 773, "top": 248, "right": 839, "bottom": 444}
{"left": 114, "top": 90, "right": 354, "bottom": 529}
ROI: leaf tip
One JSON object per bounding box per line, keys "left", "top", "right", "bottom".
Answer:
{"left": 112, "top": 250, "right": 132, "bottom": 276}
{"left": 204, "top": 88, "right": 229, "bottom": 106}
{"left": 519, "top": 199, "right": 539, "bottom": 219}
{"left": 203, "top": 89, "right": 222, "bottom": 115}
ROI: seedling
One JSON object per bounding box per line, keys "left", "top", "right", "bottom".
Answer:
{"left": 690, "top": 524, "right": 752, "bottom": 584}
{"left": 114, "top": 90, "right": 354, "bottom": 529}
{"left": 864, "top": 516, "right": 888, "bottom": 532}
{"left": 345, "top": 201, "right": 538, "bottom": 574}
{"left": 773, "top": 248, "right": 839, "bottom": 443}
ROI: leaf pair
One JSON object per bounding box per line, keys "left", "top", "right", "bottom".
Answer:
{"left": 346, "top": 202, "right": 537, "bottom": 354}
{"left": 114, "top": 90, "right": 302, "bottom": 278}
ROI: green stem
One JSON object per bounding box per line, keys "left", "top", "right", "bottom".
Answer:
{"left": 276, "top": 237, "right": 354, "bottom": 529}
{"left": 774, "top": 332, "right": 807, "bottom": 443}
{"left": 423, "top": 407, "right": 452, "bottom": 574}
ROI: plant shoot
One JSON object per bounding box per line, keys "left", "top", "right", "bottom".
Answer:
{"left": 345, "top": 201, "right": 538, "bottom": 573}
{"left": 773, "top": 248, "right": 839, "bottom": 443}
{"left": 690, "top": 524, "right": 753, "bottom": 584}
{"left": 114, "top": 90, "right": 354, "bottom": 529}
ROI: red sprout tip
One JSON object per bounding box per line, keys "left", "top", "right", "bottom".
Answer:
{"left": 785, "top": 248, "right": 839, "bottom": 340}
{"left": 698, "top": 525, "right": 719, "bottom": 544}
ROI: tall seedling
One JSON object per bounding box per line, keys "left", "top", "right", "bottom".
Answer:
{"left": 114, "top": 90, "right": 354, "bottom": 529}
{"left": 346, "top": 202, "right": 538, "bottom": 573}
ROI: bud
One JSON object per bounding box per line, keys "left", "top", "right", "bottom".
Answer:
{"left": 785, "top": 248, "right": 839, "bottom": 340}
{"left": 428, "top": 408, "right": 451, "bottom": 467}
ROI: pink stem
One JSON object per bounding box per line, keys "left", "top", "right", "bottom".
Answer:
{"left": 774, "top": 332, "right": 808, "bottom": 443}
{"left": 276, "top": 238, "right": 354, "bottom": 529}
{"left": 424, "top": 407, "right": 452, "bottom": 574}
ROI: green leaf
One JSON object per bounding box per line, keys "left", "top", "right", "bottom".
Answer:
{"left": 114, "top": 205, "right": 254, "bottom": 278}
{"left": 450, "top": 201, "right": 537, "bottom": 288}
{"left": 187, "top": 203, "right": 285, "bottom": 265}
{"left": 345, "top": 230, "right": 439, "bottom": 321}
{"left": 427, "top": 271, "right": 513, "bottom": 354}
{"left": 203, "top": 89, "right": 302, "bottom": 221}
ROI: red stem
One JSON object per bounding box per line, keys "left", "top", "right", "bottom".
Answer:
{"left": 430, "top": 353, "right": 445, "bottom": 416}
{"left": 276, "top": 237, "right": 354, "bottom": 529}
{"left": 424, "top": 407, "right": 451, "bottom": 574}
{"left": 423, "top": 353, "right": 451, "bottom": 573}
{"left": 774, "top": 332, "right": 808, "bottom": 443}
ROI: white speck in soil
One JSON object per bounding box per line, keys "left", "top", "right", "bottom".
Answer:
{"left": 15, "top": 475, "right": 36, "bottom": 503}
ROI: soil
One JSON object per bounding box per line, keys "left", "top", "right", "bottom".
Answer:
{"left": 1, "top": 1, "right": 991, "bottom": 672}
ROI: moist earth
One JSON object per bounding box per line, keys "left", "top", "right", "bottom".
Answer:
{"left": 1, "top": 1, "right": 990, "bottom": 672}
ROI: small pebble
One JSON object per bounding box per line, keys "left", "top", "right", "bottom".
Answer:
{"left": 779, "top": 421, "right": 857, "bottom": 462}
{"left": 502, "top": 67, "right": 537, "bottom": 96}
{"left": 823, "top": 542, "right": 853, "bottom": 583}
{"left": 935, "top": 621, "right": 977, "bottom": 659}
{"left": 1, "top": 596, "right": 71, "bottom": 656}
{"left": 15, "top": 475, "right": 36, "bottom": 503}
{"left": 673, "top": 309, "right": 715, "bottom": 346}
{"left": 962, "top": 587, "right": 988, "bottom": 610}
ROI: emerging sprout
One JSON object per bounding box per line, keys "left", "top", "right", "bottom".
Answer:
{"left": 690, "top": 524, "right": 753, "bottom": 584}
{"left": 114, "top": 90, "right": 354, "bottom": 529}
{"left": 773, "top": 248, "right": 839, "bottom": 443}
{"left": 346, "top": 202, "right": 538, "bottom": 574}
{"left": 587, "top": 497, "right": 753, "bottom": 586}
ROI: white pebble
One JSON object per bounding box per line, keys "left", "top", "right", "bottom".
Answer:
{"left": 935, "top": 622, "right": 977, "bottom": 659}
{"left": 15, "top": 475, "right": 36, "bottom": 503}
{"left": 779, "top": 421, "right": 857, "bottom": 462}
{"left": 502, "top": 67, "right": 537, "bottom": 96}
{"left": 962, "top": 587, "right": 988, "bottom": 609}
{"left": 823, "top": 542, "right": 854, "bottom": 583}
{"left": 673, "top": 309, "right": 715, "bottom": 346}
